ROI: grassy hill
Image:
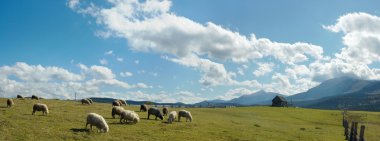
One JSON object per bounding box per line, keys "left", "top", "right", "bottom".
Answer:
{"left": 0, "top": 98, "right": 379, "bottom": 141}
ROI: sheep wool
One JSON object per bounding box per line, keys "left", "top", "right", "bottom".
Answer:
{"left": 120, "top": 110, "right": 140, "bottom": 124}
{"left": 7, "top": 99, "right": 14, "bottom": 108}
{"left": 81, "top": 99, "right": 91, "bottom": 105}
{"left": 32, "top": 103, "right": 49, "bottom": 116}
{"left": 167, "top": 111, "right": 177, "bottom": 124}
{"left": 86, "top": 113, "right": 109, "bottom": 133}
{"left": 178, "top": 110, "right": 192, "bottom": 122}
{"left": 147, "top": 107, "right": 163, "bottom": 120}
{"left": 163, "top": 107, "right": 169, "bottom": 116}
{"left": 112, "top": 106, "right": 125, "bottom": 118}
{"left": 140, "top": 104, "right": 147, "bottom": 112}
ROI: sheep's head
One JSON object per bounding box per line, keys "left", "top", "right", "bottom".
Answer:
{"left": 158, "top": 114, "right": 164, "bottom": 120}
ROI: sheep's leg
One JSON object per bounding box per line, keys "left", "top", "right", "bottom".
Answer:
{"left": 178, "top": 116, "right": 181, "bottom": 122}
{"left": 147, "top": 114, "right": 150, "bottom": 120}
{"left": 155, "top": 116, "right": 157, "bottom": 120}
{"left": 85, "top": 122, "right": 89, "bottom": 129}
{"left": 120, "top": 118, "right": 122, "bottom": 124}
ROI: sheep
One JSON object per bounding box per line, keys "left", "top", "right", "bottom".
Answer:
{"left": 32, "top": 103, "right": 49, "bottom": 116}
{"left": 86, "top": 113, "right": 109, "bottom": 133}
{"left": 116, "top": 99, "right": 127, "bottom": 106}
{"left": 163, "top": 107, "right": 169, "bottom": 116}
{"left": 7, "top": 99, "right": 14, "bottom": 108}
{"left": 17, "top": 95, "right": 23, "bottom": 99}
{"left": 147, "top": 107, "right": 163, "bottom": 120}
{"left": 167, "top": 111, "right": 177, "bottom": 124}
{"left": 112, "top": 101, "right": 122, "bottom": 107}
{"left": 120, "top": 110, "right": 140, "bottom": 124}
{"left": 178, "top": 110, "right": 192, "bottom": 122}
{"left": 86, "top": 98, "right": 93, "bottom": 104}
{"left": 140, "top": 104, "right": 147, "bottom": 112}
{"left": 111, "top": 106, "right": 125, "bottom": 118}
{"left": 31, "top": 95, "right": 39, "bottom": 100}
{"left": 81, "top": 99, "right": 91, "bottom": 105}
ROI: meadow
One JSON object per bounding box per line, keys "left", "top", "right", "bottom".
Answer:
{"left": 0, "top": 98, "right": 379, "bottom": 141}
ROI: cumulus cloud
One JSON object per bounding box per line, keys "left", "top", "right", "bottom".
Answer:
{"left": 0, "top": 62, "right": 148, "bottom": 99}
{"left": 253, "top": 62, "right": 275, "bottom": 77}
{"left": 219, "top": 88, "right": 257, "bottom": 100}
{"left": 125, "top": 90, "right": 205, "bottom": 104}
{"left": 105, "top": 50, "right": 113, "bottom": 55}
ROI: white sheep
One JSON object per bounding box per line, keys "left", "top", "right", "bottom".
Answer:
{"left": 116, "top": 99, "right": 127, "bottom": 106}
{"left": 86, "top": 98, "right": 94, "bottom": 104}
{"left": 86, "top": 113, "right": 109, "bottom": 133}
{"left": 7, "top": 99, "right": 14, "bottom": 108}
{"left": 32, "top": 103, "right": 49, "bottom": 116}
{"left": 178, "top": 110, "right": 192, "bottom": 122}
{"left": 167, "top": 111, "right": 177, "bottom": 124}
{"left": 120, "top": 110, "right": 140, "bottom": 124}
{"left": 112, "top": 106, "right": 125, "bottom": 118}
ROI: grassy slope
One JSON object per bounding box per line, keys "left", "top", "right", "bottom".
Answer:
{"left": 0, "top": 98, "right": 379, "bottom": 141}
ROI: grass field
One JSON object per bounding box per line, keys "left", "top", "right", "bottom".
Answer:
{"left": 0, "top": 98, "right": 379, "bottom": 141}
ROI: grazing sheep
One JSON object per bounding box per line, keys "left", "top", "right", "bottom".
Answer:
{"left": 112, "top": 101, "right": 122, "bottom": 107}
{"left": 116, "top": 99, "right": 127, "bottom": 106}
{"left": 120, "top": 110, "right": 140, "bottom": 124}
{"left": 140, "top": 104, "right": 147, "bottom": 112}
{"left": 163, "top": 107, "right": 169, "bottom": 116}
{"left": 81, "top": 99, "right": 91, "bottom": 105}
{"left": 111, "top": 106, "right": 125, "bottom": 118}
{"left": 31, "top": 95, "right": 39, "bottom": 100}
{"left": 167, "top": 111, "right": 177, "bottom": 124}
{"left": 86, "top": 98, "right": 93, "bottom": 104}
{"left": 17, "top": 95, "right": 23, "bottom": 99}
{"left": 7, "top": 99, "right": 14, "bottom": 108}
{"left": 178, "top": 110, "right": 192, "bottom": 122}
{"left": 32, "top": 103, "right": 49, "bottom": 116}
{"left": 147, "top": 107, "right": 163, "bottom": 120}
{"left": 86, "top": 113, "right": 109, "bottom": 133}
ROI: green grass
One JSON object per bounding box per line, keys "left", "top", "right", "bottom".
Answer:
{"left": 1, "top": 98, "right": 379, "bottom": 141}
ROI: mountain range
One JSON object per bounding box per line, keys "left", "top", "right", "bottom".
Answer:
{"left": 89, "top": 76, "right": 380, "bottom": 111}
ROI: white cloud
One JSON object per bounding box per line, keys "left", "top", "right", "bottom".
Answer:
{"left": 219, "top": 88, "right": 257, "bottom": 100}
{"left": 253, "top": 62, "right": 275, "bottom": 77}
{"left": 66, "top": 0, "right": 80, "bottom": 10}
{"left": 120, "top": 71, "right": 133, "bottom": 77}
{"left": 99, "top": 59, "right": 108, "bottom": 65}
{"left": 125, "top": 90, "right": 205, "bottom": 104}
{"left": 116, "top": 57, "right": 123, "bottom": 62}
{"left": 105, "top": 50, "right": 113, "bottom": 55}
{"left": 134, "top": 60, "right": 139, "bottom": 64}
{"left": 0, "top": 62, "right": 148, "bottom": 99}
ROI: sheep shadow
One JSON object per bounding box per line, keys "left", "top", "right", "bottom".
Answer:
{"left": 0, "top": 106, "right": 8, "bottom": 108}
{"left": 23, "top": 114, "right": 33, "bottom": 116}
{"left": 70, "top": 128, "right": 89, "bottom": 132}
{"left": 110, "top": 122, "right": 135, "bottom": 125}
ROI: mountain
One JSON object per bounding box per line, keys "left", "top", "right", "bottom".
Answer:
{"left": 194, "top": 90, "right": 284, "bottom": 107}
{"left": 230, "top": 90, "right": 284, "bottom": 105}
{"left": 289, "top": 76, "right": 380, "bottom": 111}
{"left": 89, "top": 97, "right": 190, "bottom": 107}
{"left": 288, "top": 76, "right": 372, "bottom": 101}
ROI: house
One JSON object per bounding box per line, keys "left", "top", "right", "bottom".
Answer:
{"left": 271, "top": 96, "right": 288, "bottom": 107}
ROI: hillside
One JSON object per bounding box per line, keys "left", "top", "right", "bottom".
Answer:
{"left": 1, "top": 98, "right": 380, "bottom": 140}
{"left": 289, "top": 77, "right": 380, "bottom": 111}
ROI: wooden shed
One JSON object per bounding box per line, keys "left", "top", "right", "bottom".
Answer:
{"left": 271, "top": 96, "right": 288, "bottom": 107}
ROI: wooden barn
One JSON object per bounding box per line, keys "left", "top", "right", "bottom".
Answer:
{"left": 271, "top": 96, "right": 288, "bottom": 107}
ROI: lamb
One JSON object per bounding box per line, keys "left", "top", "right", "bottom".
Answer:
{"left": 111, "top": 106, "right": 125, "bottom": 118}
{"left": 31, "top": 95, "right": 39, "bottom": 100}
{"left": 86, "top": 113, "right": 109, "bottom": 133}
{"left": 167, "top": 111, "right": 177, "bottom": 124}
{"left": 86, "top": 98, "right": 93, "bottom": 104}
{"left": 140, "top": 104, "right": 147, "bottom": 112}
{"left": 147, "top": 107, "right": 163, "bottom": 120}
{"left": 32, "top": 103, "right": 49, "bottom": 116}
{"left": 81, "top": 99, "right": 91, "bottom": 105}
{"left": 112, "top": 101, "right": 122, "bottom": 107}
{"left": 116, "top": 99, "right": 127, "bottom": 106}
{"left": 178, "top": 110, "right": 192, "bottom": 122}
{"left": 17, "top": 95, "right": 23, "bottom": 99}
{"left": 7, "top": 99, "right": 14, "bottom": 108}
{"left": 162, "top": 107, "right": 169, "bottom": 116}
{"left": 120, "top": 110, "right": 140, "bottom": 124}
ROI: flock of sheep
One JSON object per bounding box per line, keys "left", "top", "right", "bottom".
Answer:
{"left": 4, "top": 96, "right": 193, "bottom": 133}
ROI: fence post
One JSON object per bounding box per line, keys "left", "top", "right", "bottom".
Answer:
{"left": 353, "top": 122, "right": 358, "bottom": 141}
{"left": 349, "top": 121, "right": 355, "bottom": 141}
{"left": 359, "top": 125, "right": 365, "bottom": 141}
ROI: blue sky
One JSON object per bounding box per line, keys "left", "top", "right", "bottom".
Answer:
{"left": 1, "top": 0, "right": 380, "bottom": 103}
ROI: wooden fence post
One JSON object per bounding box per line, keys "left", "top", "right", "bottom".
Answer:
{"left": 359, "top": 125, "right": 365, "bottom": 141}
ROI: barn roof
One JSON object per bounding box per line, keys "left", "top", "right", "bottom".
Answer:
{"left": 272, "top": 95, "right": 287, "bottom": 102}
